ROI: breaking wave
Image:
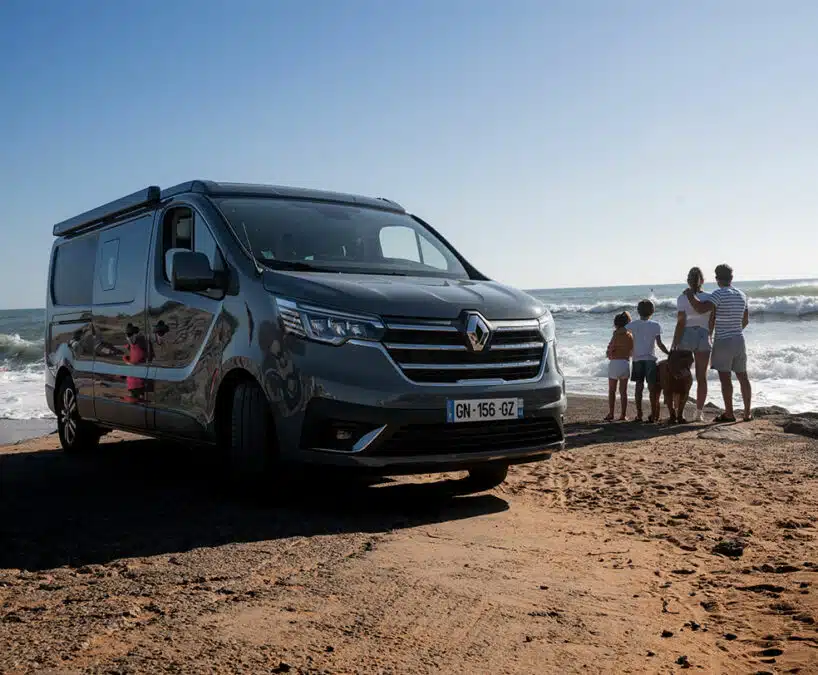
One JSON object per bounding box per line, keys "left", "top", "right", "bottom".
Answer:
{"left": 545, "top": 295, "right": 818, "bottom": 318}
{"left": 558, "top": 341, "right": 818, "bottom": 384}
{"left": 0, "top": 333, "right": 44, "bottom": 367}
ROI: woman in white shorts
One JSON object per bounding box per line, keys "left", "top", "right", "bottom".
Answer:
{"left": 672, "top": 267, "right": 712, "bottom": 421}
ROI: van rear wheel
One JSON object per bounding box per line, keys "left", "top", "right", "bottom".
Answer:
{"left": 56, "top": 378, "right": 101, "bottom": 454}
{"left": 465, "top": 463, "right": 509, "bottom": 491}
{"left": 228, "top": 381, "right": 277, "bottom": 491}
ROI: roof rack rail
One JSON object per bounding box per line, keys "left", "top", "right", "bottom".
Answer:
{"left": 53, "top": 185, "right": 161, "bottom": 237}
{"left": 376, "top": 196, "right": 405, "bottom": 210}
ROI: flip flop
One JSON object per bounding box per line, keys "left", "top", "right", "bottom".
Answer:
{"left": 713, "top": 413, "right": 737, "bottom": 423}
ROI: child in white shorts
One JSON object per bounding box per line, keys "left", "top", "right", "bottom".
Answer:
{"left": 606, "top": 312, "right": 633, "bottom": 421}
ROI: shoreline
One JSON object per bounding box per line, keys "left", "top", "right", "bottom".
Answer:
{"left": 0, "top": 418, "right": 56, "bottom": 446}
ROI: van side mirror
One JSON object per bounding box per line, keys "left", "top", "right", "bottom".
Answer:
{"left": 170, "top": 250, "right": 217, "bottom": 292}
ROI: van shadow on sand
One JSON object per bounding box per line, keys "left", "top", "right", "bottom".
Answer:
{"left": 0, "top": 417, "right": 697, "bottom": 572}
{"left": 0, "top": 439, "right": 509, "bottom": 572}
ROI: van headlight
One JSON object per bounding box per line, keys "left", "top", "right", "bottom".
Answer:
{"left": 275, "top": 298, "right": 385, "bottom": 346}
{"left": 538, "top": 311, "right": 555, "bottom": 342}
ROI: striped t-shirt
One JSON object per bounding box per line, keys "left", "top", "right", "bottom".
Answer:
{"left": 704, "top": 286, "right": 748, "bottom": 340}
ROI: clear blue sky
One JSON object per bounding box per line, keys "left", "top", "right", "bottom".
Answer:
{"left": 1, "top": 0, "right": 816, "bottom": 310}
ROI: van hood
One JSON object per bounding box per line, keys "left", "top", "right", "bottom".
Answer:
{"left": 262, "top": 271, "right": 546, "bottom": 320}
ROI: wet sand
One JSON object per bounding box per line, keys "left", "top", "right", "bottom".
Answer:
{"left": 1, "top": 395, "right": 817, "bottom": 673}
{"left": 0, "top": 418, "right": 55, "bottom": 446}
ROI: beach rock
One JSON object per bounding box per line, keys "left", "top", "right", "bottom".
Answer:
{"left": 698, "top": 426, "right": 753, "bottom": 442}
{"left": 703, "top": 402, "right": 723, "bottom": 412}
{"left": 713, "top": 538, "right": 747, "bottom": 558}
{"left": 752, "top": 406, "right": 790, "bottom": 418}
{"left": 783, "top": 417, "right": 818, "bottom": 439}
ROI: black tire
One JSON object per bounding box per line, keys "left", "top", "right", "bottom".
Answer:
{"left": 228, "top": 381, "right": 278, "bottom": 491}
{"left": 56, "top": 377, "right": 101, "bottom": 454}
{"left": 465, "top": 463, "right": 509, "bottom": 491}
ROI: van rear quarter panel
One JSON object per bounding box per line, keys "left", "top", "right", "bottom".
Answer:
{"left": 46, "top": 311, "right": 96, "bottom": 418}
{"left": 46, "top": 237, "right": 97, "bottom": 419}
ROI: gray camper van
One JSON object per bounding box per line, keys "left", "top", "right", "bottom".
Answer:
{"left": 45, "top": 181, "right": 566, "bottom": 490}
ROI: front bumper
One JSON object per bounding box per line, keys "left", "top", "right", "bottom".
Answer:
{"left": 285, "top": 387, "right": 566, "bottom": 475}
{"left": 270, "top": 336, "right": 567, "bottom": 474}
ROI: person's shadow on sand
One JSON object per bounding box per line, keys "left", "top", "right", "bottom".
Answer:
{"left": 565, "top": 418, "right": 702, "bottom": 450}
{"left": 0, "top": 439, "right": 508, "bottom": 572}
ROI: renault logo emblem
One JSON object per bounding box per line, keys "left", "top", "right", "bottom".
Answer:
{"left": 464, "top": 313, "right": 491, "bottom": 352}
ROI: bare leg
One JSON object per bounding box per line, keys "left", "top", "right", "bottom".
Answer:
{"left": 736, "top": 371, "right": 752, "bottom": 419}
{"left": 718, "top": 371, "right": 734, "bottom": 418}
{"left": 694, "top": 351, "right": 709, "bottom": 410}
{"left": 634, "top": 381, "right": 644, "bottom": 420}
{"left": 648, "top": 382, "right": 660, "bottom": 421}
{"left": 607, "top": 379, "right": 616, "bottom": 420}
{"left": 618, "top": 378, "right": 628, "bottom": 420}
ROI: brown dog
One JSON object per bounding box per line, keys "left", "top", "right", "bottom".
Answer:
{"left": 656, "top": 350, "right": 695, "bottom": 423}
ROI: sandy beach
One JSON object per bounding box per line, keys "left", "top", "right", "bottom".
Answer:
{"left": 1, "top": 395, "right": 817, "bottom": 674}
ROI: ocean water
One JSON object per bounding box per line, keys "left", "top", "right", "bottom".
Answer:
{"left": 1, "top": 278, "right": 817, "bottom": 420}
{"left": 529, "top": 278, "right": 818, "bottom": 414}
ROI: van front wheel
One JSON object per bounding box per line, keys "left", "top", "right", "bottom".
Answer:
{"left": 229, "top": 381, "right": 277, "bottom": 491}
{"left": 56, "top": 378, "right": 101, "bottom": 454}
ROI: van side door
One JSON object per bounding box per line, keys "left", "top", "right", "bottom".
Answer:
{"left": 145, "top": 203, "right": 228, "bottom": 440}
{"left": 91, "top": 213, "right": 155, "bottom": 430}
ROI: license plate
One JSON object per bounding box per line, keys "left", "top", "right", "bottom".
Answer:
{"left": 446, "top": 398, "right": 523, "bottom": 423}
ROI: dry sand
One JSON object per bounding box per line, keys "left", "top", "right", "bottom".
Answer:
{"left": 1, "top": 395, "right": 817, "bottom": 674}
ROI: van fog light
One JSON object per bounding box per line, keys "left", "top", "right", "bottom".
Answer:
{"left": 301, "top": 418, "right": 383, "bottom": 452}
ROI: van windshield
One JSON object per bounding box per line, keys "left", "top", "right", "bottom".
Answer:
{"left": 213, "top": 198, "right": 470, "bottom": 278}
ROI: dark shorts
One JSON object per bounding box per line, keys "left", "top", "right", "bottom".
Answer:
{"left": 631, "top": 360, "right": 658, "bottom": 385}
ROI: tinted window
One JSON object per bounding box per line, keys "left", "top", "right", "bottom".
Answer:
{"left": 194, "top": 214, "right": 225, "bottom": 272}
{"left": 52, "top": 235, "right": 98, "bottom": 306}
{"left": 213, "top": 198, "right": 468, "bottom": 278}
{"left": 161, "top": 208, "right": 225, "bottom": 281}
{"left": 94, "top": 215, "right": 153, "bottom": 305}
{"left": 99, "top": 239, "right": 120, "bottom": 291}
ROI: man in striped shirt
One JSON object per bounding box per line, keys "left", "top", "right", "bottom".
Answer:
{"left": 685, "top": 264, "right": 751, "bottom": 422}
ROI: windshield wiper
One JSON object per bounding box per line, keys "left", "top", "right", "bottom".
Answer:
{"left": 257, "top": 259, "right": 336, "bottom": 272}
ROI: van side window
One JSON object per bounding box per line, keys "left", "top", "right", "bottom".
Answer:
{"left": 52, "top": 234, "right": 98, "bottom": 306}
{"left": 194, "top": 214, "right": 226, "bottom": 273}
{"left": 99, "top": 239, "right": 120, "bottom": 291}
{"left": 93, "top": 215, "right": 152, "bottom": 305}
{"left": 161, "top": 206, "right": 225, "bottom": 282}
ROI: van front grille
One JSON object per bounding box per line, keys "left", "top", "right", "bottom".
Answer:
{"left": 382, "top": 318, "right": 546, "bottom": 384}
{"left": 374, "top": 416, "right": 564, "bottom": 456}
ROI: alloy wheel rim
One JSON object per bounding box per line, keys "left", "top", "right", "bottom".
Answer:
{"left": 61, "top": 387, "right": 78, "bottom": 445}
